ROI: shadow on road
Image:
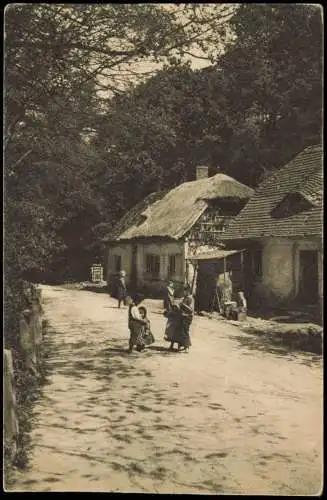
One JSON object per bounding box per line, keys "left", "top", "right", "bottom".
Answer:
{"left": 101, "top": 345, "right": 176, "bottom": 357}
{"left": 101, "top": 347, "right": 129, "bottom": 355}
{"left": 147, "top": 345, "right": 170, "bottom": 353}
{"left": 230, "top": 333, "right": 322, "bottom": 367}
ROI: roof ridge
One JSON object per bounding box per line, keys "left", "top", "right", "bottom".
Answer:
{"left": 110, "top": 172, "right": 253, "bottom": 241}
{"left": 303, "top": 143, "right": 322, "bottom": 152}
{"left": 175, "top": 172, "right": 243, "bottom": 187}
{"left": 165, "top": 172, "right": 237, "bottom": 196}
{"left": 290, "top": 149, "right": 323, "bottom": 193}
{"left": 259, "top": 144, "right": 323, "bottom": 190}
{"left": 220, "top": 144, "right": 323, "bottom": 240}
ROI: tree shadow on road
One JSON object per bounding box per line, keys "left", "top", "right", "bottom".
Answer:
{"left": 101, "top": 347, "right": 130, "bottom": 356}
{"left": 230, "top": 333, "right": 321, "bottom": 366}
{"left": 231, "top": 334, "right": 293, "bottom": 357}
{"left": 145, "top": 345, "right": 181, "bottom": 356}
{"left": 147, "top": 345, "right": 169, "bottom": 352}
{"left": 100, "top": 345, "right": 176, "bottom": 357}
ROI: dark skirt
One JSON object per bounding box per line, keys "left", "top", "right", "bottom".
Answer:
{"left": 129, "top": 321, "right": 145, "bottom": 348}
{"left": 165, "top": 314, "right": 192, "bottom": 347}
{"left": 179, "top": 318, "right": 192, "bottom": 347}
{"left": 164, "top": 315, "right": 180, "bottom": 342}
{"left": 117, "top": 285, "right": 126, "bottom": 301}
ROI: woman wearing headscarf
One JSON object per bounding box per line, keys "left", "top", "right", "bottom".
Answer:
{"left": 165, "top": 284, "right": 194, "bottom": 352}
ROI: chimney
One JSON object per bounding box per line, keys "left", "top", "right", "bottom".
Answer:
{"left": 196, "top": 165, "right": 209, "bottom": 180}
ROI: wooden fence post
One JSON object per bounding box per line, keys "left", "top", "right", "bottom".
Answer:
{"left": 20, "top": 310, "right": 38, "bottom": 376}
{"left": 31, "top": 300, "right": 43, "bottom": 359}
{"left": 4, "top": 349, "right": 19, "bottom": 460}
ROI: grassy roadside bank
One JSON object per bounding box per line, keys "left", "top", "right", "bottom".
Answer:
{"left": 4, "top": 322, "right": 52, "bottom": 490}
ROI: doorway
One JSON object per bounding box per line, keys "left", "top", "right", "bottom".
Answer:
{"left": 298, "top": 250, "right": 319, "bottom": 304}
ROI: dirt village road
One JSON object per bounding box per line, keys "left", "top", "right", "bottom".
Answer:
{"left": 10, "top": 285, "right": 323, "bottom": 495}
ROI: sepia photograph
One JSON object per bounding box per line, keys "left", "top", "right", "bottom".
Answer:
{"left": 4, "top": 3, "right": 323, "bottom": 494}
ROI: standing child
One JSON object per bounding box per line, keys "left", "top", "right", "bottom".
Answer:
{"left": 138, "top": 306, "right": 155, "bottom": 349}
{"left": 126, "top": 296, "right": 146, "bottom": 353}
{"left": 117, "top": 270, "right": 127, "bottom": 308}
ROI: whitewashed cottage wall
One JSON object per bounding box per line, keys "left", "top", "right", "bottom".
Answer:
{"left": 255, "top": 236, "right": 322, "bottom": 304}
{"left": 107, "top": 241, "right": 185, "bottom": 290}
{"left": 107, "top": 244, "right": 132, "bottom": 282}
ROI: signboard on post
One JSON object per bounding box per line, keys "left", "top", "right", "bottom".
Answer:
{"left": 91, "top": 264, "right": 103, "bottom": 283}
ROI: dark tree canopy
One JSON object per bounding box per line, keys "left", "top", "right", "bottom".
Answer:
{"left": 219, "top": 3, "right": 322, "bottom": 183}
{"left": 94, "top": 3, "right": 322, "bottom": 217}
{"left": 4, "top": 3, "right": 323, "bottom": 289}
{"left": 4, "top": 3, "right": 234, "bottom": 283}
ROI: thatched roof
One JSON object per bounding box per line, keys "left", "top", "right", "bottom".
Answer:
{"left": 221, "top": 144, "right": 323, "bottom": 240}
{"left": 105, "top": 173, "right": 254, "bottom": 242}
{"left": 105, "top": 191, "right": 167, "bottom": 242}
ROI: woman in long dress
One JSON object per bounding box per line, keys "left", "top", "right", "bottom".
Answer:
{"left": 163, "top": 281, "right": 177, "bottom": 345}
{"left": 117, "top": 270, "right": 127, "bottom": 308}
{"left": 166, "top": 304, "right": 183, "bottom": 351}
{"left": 178, "top": 284, "right": 194, "bottom": 353}
{"left": 166, "top": 284, "right": 194, "bottom": 352}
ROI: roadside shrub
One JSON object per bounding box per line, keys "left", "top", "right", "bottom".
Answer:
{"left": 4, "top": 276, "right": 49, "bottom": 485}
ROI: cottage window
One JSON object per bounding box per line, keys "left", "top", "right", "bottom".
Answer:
{"left": 146, "top": 254, "right": 160, "bottom": 278}
{"left": 252, "top": 250, "right": 263, "bottom": 278}
{"left": 113, "top": 255, "right": 122, "bottom": 272}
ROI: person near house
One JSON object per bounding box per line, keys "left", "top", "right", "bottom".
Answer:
{"left": 126, "top": 296, "right": 147, "bottom": 353}
{"left": 166, "top": 284, "right": 194, "bottom": 352}
{"left": 164, "top": 282, "right": 186, "bottom": 351}
{"left": 178, "top": 284, "right": 194, "bottom": 353}
{"left": 138, "top": 306, "right": 155, "bottom": 350}
{"left": 230, "top": 291, "right": 247, "bottom": 320}
{"left": 236, "top": 291, "right": 247, "bottom": 312}
{"left": 117, "top": 270, "right": 127, "bottom": 308}
{"left": 216, "top": 270, "right": 233, "bottom": 303}
{"left": 163, "top": 280, "right": 177, "bottom": 344}
{"left": 166, "top": 303, "right": 182, "bottom": 351}
{"left": 216, "top": 270, "right": 233, "bottom": 316}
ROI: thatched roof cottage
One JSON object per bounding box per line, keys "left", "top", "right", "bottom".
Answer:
{"left": 103, "top": 166, "right": 254, "bottom": 297}
{"left": 220, "top": 144, "right": 323, "bottom": 314}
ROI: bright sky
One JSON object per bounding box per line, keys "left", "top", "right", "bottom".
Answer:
{"left": 96, "top": 3, "right": 236, "bottom": 98}
{"left": 134, "top": 3, "right": 236, "bottom": 73}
